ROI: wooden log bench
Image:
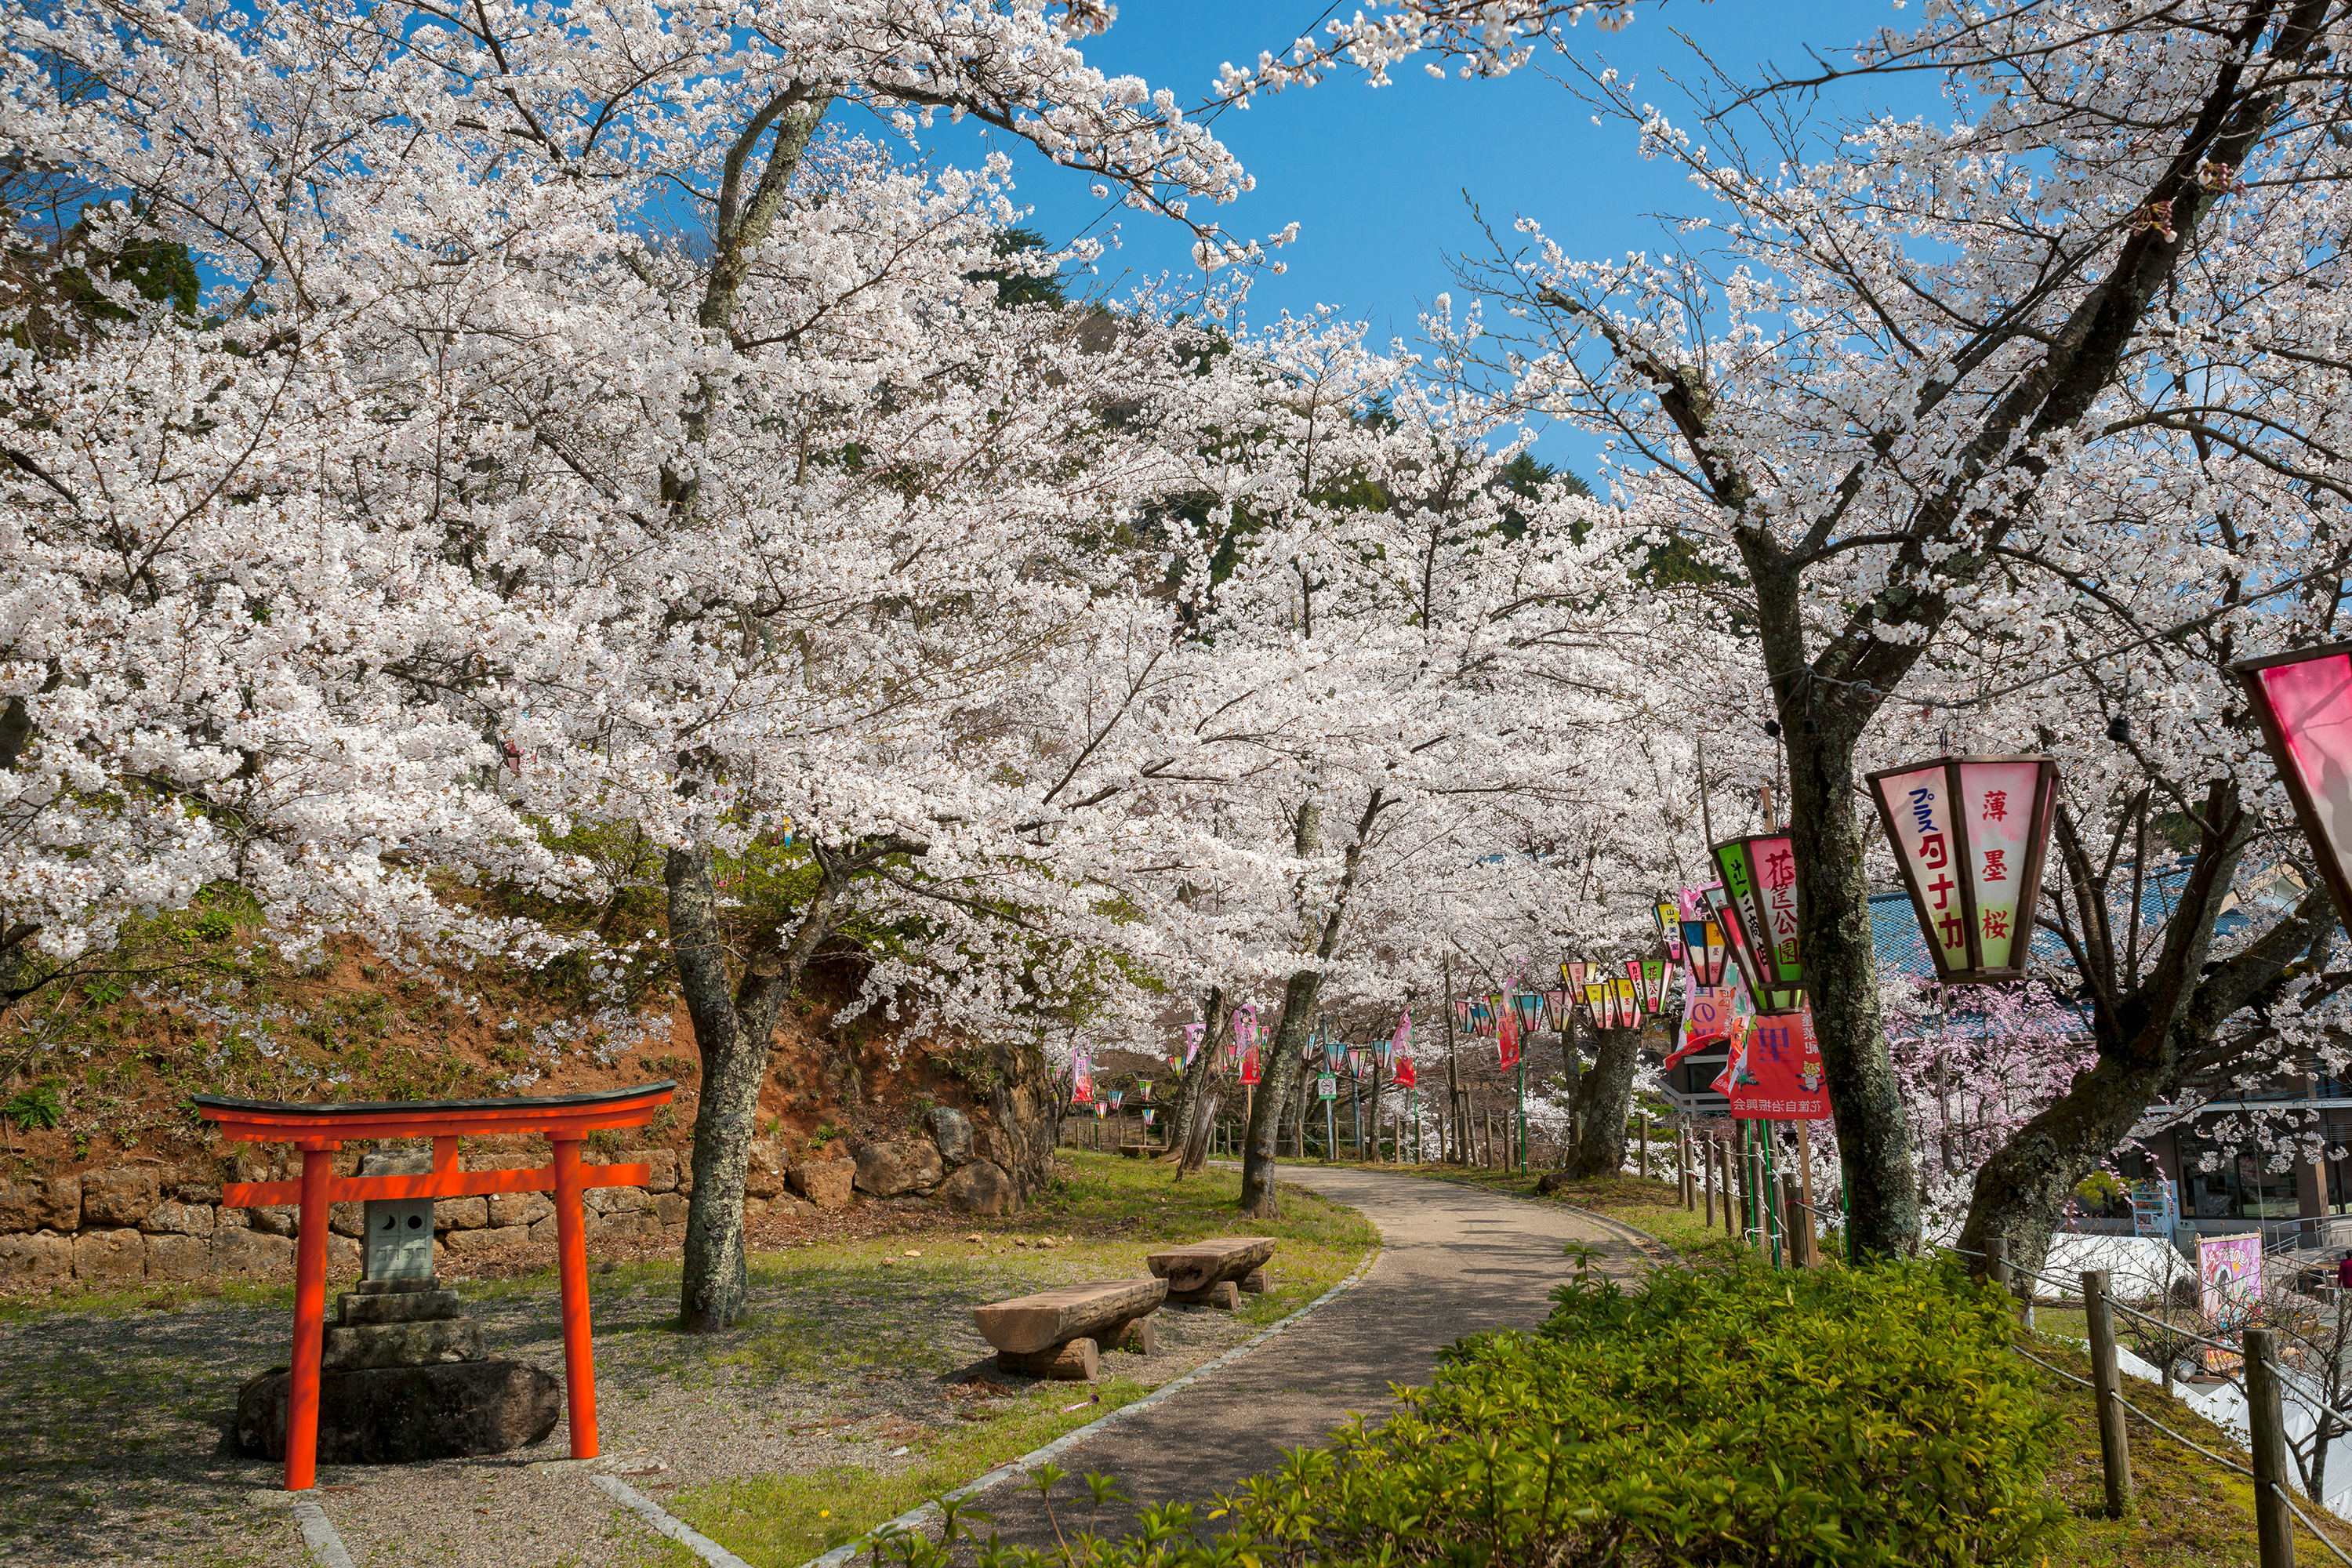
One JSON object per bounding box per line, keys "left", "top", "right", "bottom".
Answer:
{"left": 1147, "top": 1236, "right": 1277, "bottom": 1310}
{"left": 971, "top": 1276, "right": 1167, "bottom": 1381}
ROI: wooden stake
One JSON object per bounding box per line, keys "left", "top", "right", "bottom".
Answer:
{"left": 2082, "top": 1269, "right": 2132, "bottom": 1519}
{"left": 1795, "top": 1120, "right": 1818, "bottom": 1247}
{"left": 2247, "top": 1327, "right": 2295, "bottom": 1567}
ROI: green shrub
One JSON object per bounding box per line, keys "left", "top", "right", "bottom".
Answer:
{"left": 920, "top": 1256, "right": 2063, "bottom": 1568}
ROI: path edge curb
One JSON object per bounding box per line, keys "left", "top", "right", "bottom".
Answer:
{"left": 291, "top": 1496, "right": 355, "bottom": 1568}
{"left": 597, "top": 1471, "right": 757, "bottom": 1568}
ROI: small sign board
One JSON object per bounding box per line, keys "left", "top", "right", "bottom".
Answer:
{"left": 1316, "top": 1073, "right": 1337, "bottom": 1101}
{"left": 365, "top": 1197, "right": 434, "bottom": 1280}
{"left": 358, "top": 1149, "right": 435, "bottom": 1281}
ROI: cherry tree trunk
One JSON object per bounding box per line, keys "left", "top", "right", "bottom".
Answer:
{"left": 1166, "top": 989, "right": 1227, "bottom": 1161}
{"left": 1563, "top": 1025, "right": 1641, "bottom": 1178}
{"left": 1240, "top": 973, "right": 1323, "bottom": 1216}
{"left": 1767, "top": 684, "right": 1921, "bottom": 1257}
{"left": 666, "top": 847, "right": 797, "bottom": 1331}
{"left": 1956, "top": 1052, "right": 2178, "bottom": 1283}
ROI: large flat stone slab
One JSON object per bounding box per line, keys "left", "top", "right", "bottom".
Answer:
{"left": 235, "top": 1359, "right": 561, "bottom": 1463}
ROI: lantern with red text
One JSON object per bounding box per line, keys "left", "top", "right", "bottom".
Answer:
{"left": 1627, "top": 957, "right": 1670, "bottom": 1016}
{"left": 1541, "top": 987, "right": 1573, "bottom": 1033}
{"left": 2234, "top": 643, "right": 2352, "bottom": 932}
{"left": 1610, "top": 974, "right": 1642, "bottom": 1029}
{"left": 1708, "top": 837, "right": 1807, "bottom": 1014}
{"left": 1864, "top": 754, "right": 2060, "bottom": 985}
{"left": 1654, "top": 898, "right": 1683, "bottom": 964}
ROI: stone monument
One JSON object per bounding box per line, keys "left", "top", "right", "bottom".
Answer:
{"left": 235, "top": 1149, "right": 561, "bottom": 1465}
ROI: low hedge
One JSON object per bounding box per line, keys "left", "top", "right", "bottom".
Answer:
{"left": 916, "top": 1254, "right": 2064, "bottom": 1566}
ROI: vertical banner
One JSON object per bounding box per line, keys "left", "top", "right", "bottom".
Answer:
{"left": 1728, "top": 1007, "right": 1830, "bottom": 1120}
{"left": 1240, "top": 1045, "right": 1261, "bottom": 1086}
{"left": 1497, "top": 1009, "right": 1521, "bottom": 1069}
{"left": 1071, "top": 1052, "right": 1094, "bottom": 1105}
{"left": 2199, "top": 1232, "right": 2264, "bottom": 1327}
{"left": 1183, "top": 1021, "right": 1204, "bottom": 1065}
{"left": 1396, "top": 1057, "right": 1417, "bottom": 1088}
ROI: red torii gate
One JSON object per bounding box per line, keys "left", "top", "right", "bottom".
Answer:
{"left": 196, "top": 1081, "right": 677, "bottom": 1491}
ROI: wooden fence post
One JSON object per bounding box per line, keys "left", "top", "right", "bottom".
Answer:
{"left": 1720, "top": 1141, "right": 1738, "bottom": 1241}
{"left": 1780, "top": 1174, "right": 1809, "bottom": 1267}
{"left": 2082, "top": 1269, "right": 2132, "bottom": 1519}
{"left": 1702, "top": 1136, "right": 1715, "bottom": 1225}
{"left": 2246, "top": 1326, "right": 2296, "bottom": 1568}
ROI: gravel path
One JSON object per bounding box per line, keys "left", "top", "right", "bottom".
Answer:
{"left": 965, "top": 1164, "right": 1644, "bottom": 1552}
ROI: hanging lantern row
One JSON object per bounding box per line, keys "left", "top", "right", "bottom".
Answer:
{"left": 1865, "top": 753, "right": 2062, "bottom": 986}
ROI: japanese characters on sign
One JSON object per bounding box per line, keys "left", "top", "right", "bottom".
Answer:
{"left": 1704, "top": 848, "right": 1805, "bottom": 1016}
{"left": 1866, "top": 755, "right": 2059, "bottom": 984}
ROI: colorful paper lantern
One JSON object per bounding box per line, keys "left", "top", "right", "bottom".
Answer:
{"left": 1678, "top": 916, "right": 1729, "bottom": 989}
{"left": 2234, "top": 644, "right": 2352, "bottom": 931}
{"left": 1610, "top": 974, "right": 1642, "bottom": 1029}
{"left": 1865, "top": 753, "right": 2060, "bottom": 985}
{"left": 1541, "top": 987, "right": 1573, "bottom": 1032}
{"left": 1624, "top": 957, "right": 1668, "bottom": 1017}
{"left": 1579, "top": 973, "right": 1610, "bottom": 1025}
{"left": 1709, "top": 835, "right": 1806, "bottom": 1015}
{"left": 1653, "top": 898, "right": 1683, "bottom": 964}
{"left": 1509, "top": 991, "right": 1545, "bottom": 1039}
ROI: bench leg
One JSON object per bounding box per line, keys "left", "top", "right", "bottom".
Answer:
{"left": 996, "top": 1338, "right": 1099, "bottom": 1381}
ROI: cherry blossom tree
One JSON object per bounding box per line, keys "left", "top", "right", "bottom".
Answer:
{"left": 1266, "top": 0, "right": 2352, "bottom": 1259}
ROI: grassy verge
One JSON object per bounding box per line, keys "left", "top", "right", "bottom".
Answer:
{"left": 2025, "top": 1330, "right": 2352, "bottom": 1565}
{"left": 658, "top": 1150, "right": 1378, "bottom": 1566}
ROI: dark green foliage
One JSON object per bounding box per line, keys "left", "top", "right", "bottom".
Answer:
{"left": 1494, "top": 449, "right": 1593, "bottom": 540}
{"left": 968, "top": 226, "right": 1069, "bottom": 309}
{"left": 895, "top": 1257, "right": 2063, "bottom": 1568}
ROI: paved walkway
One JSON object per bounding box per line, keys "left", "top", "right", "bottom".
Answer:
{"left": 968, "top": 1165, "right": 1645, "bottom": 1551}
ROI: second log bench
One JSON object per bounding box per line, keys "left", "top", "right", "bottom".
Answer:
{"left": 971, "top": 1276, "right": 1167, "bottom": 1381}
{"left": 1147, "top": 1236, "right": 1277, "bottom": 1310}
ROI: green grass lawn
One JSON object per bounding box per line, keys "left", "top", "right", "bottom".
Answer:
{"left": 655, "top": 1150, "right": 1378, "bottom": 1567}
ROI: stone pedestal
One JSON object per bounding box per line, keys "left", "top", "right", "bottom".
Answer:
{"left": 234, "top": 1276, "right": 560, "bottom": 1462}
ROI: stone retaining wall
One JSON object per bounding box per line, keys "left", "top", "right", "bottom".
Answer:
{"left": 0, "top": 1105, "right": 1019, "bottom": 1292}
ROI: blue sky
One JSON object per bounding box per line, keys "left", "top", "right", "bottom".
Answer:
{"left": 907, "top": 1, "right": 1922, "bottom": 480}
